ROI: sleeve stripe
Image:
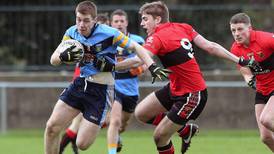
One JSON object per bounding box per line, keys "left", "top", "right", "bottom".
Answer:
{"left": 113, "top": 32, "right": 124, "bottom": 44}
{"left": 119, "top": 36, "right": 129, "bottom": 48}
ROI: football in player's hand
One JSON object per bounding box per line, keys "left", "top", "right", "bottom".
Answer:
{"left": 58, "top": 39, "right": 84, "bottom": 65}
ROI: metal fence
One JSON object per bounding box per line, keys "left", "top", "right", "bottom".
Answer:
{"left": 0, "top": 4, "right": 274, "bottom": 71}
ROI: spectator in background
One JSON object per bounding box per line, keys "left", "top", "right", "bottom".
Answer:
{"left": 229, "top": 12, "right": 274, "bottom": 152}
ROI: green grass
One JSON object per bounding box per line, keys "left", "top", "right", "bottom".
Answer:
{"left": 0, "top": 129, "right": 272, "bottom": 154}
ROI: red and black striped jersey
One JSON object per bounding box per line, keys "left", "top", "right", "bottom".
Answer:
{"left": 144, "top": 22, "right": 206, "bottom": 96}
{"left": 231, "top": 30, "right": 274, "bottom": 95}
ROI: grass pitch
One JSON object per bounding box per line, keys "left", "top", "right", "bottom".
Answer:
{"left": 0, "top": 129, "right": 272, "bottom": 154}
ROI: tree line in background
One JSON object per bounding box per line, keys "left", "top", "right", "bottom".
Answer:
{"left": 0, "top": 1, "right": 273, "bottom": 71}
{"left": 0, "top": 0, "right": 272, "bottom": 5}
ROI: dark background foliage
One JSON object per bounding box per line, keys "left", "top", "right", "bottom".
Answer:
{"left": 0, "top": 0, "right": 273, "bottom": 71}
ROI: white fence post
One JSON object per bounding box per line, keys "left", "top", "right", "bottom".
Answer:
{"left": 0, "top": 86, "right": 7, "bottom": 134}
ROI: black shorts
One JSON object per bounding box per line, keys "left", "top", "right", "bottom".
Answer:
{"left": 155, "top": 84, "right": 207, "bottom": 125}
{"left": 255, "top": 90, "right": 274, "bottom": 105}
{"left": 114, "top": 90, "right": 139, "bottom": 113}
{"left": 59, "top": 77, "right": 109, "bottom": 126}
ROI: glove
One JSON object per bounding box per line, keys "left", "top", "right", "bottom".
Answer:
{"left": 247, "top": 76, "right": 256, "bottom": 90}
{"left": 238, "top": 57, "right": 263, "bottom": 72}
{"left": 59, "top": 45, "right": 84, "bottom": 63}
{"left": 93, "top": 56, "right": 115, "bottom": 72}
{"left": 148, "top": 63, "right": 172, "bottom": 84}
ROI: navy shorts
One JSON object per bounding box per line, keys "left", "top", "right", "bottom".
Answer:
{"left": 255, "top": 90, "right": 274, "bottom": 105}
{"left": 59, "top": 77, "right": 109, "bottom": 126}
{"left": 114, "top": 90, "right": 139, "bottom": 113}
{"left": 155, "top": 84, "right": 207, "bottom": 125}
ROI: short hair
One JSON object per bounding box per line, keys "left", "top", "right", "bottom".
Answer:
{"left": 97, "top": 13, "right": 110, "bottom": 25}
{"left": 110, "top": 9, "right": 128, "bottom": 21}
{"left": 230, "top": 13, "right": 251, "bottom": 25}
{"left": 75, "top": 0, "right": 97, "bottom": 19}
{"left": 139, "top": 1, "right": 169, "bottom": 23}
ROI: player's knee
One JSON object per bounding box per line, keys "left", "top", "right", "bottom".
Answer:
{"left": 110, "top": 117, "right": 122, "bottom": 129}
{"left": 77, "top": 144, "right": 89, "bottom": 151}
{"left": 260, "top": 116, "right": 274, "bottom": 130}
{"left": 261, "top": 135, "right": 274, "bottom": 145}
{"left": 45, "top": 120, "right": 61, "bottom": 136}
{"left": 153, "top": 131, "right": 163, "bottom": 145}
{"left": 76, "top": 140, "right": 92, "bottom": 151}
{"left": 153, "top": 129, "right": 167, "bottom": 145}
{"left": 134, "top": 110, "right": 146, "bottom": 123}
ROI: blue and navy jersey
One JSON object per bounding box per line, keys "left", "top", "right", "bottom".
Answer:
{"left": 62, "top": 24, "right": 131, "bottom": 77}
{"left": 115, "top": 33, "right": 145, "bottom": 96}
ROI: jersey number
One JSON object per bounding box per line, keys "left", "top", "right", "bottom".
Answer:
{"left": 180, "top": 38, "right": 194, "bottom": 58}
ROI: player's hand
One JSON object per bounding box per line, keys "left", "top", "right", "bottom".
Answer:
{"left": 59, "top": 45, "right": 84, "bottom": 63}
{"left": 148, "top": 63, "right": 172, "bottom": 84}
{"left": 238, "top": 57, "right": 263, "bottom": 73}
{"left": 247, "top": 76, "right": 256, "bottom": 90}
{"left": 93, "top": 56, "right": 115, "bottom": 72}
{"left": 129, "top": 66, "right": 144, "bottom": 76}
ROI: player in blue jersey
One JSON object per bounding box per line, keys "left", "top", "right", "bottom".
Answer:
{"left": 58, "top": 13, "right": 111, "bottom": 154}
{"left": 44, "top": 1, "right": 169, "bottom": 154}
{"left": 107, "top": 9, "right": 145, "bottom": 154}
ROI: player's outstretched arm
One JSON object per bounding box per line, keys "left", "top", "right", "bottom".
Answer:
{"left": 115, "top": 55, "right": 143, "bottom": 70}
{"left": 127, "top": 41, "right": 154, "bottom": 67}
{"left": 193, "top": 34, "right": 239, "bottom": 63}
{"left": 93, "top": 40, "right": 171, "bottom": 83}
{"left": 193, "top": 34, "right": 262, "bottom": 71}
{"left": 127, "top": 41, "right": 171, "bottom": 83}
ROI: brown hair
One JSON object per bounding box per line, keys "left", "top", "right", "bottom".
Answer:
{"left": 139, "top": 1, "right": 169, "bottom": 23}
{"left": 97, "top": 13, "right": 110, "bottom": 25}
{"left": 110, "top": 9, "right": 128, "bottom": 21}
{"left": 75, "top": 1, "right": 97, "bottom": 18}
{"left": 230, "top": 13, "right": 251, "bottom": 25}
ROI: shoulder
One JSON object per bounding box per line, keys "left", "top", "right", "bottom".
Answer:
{"left": 177, "top": 23, "right": 198, "bottom": 37}
{"left": 177, "top": 23, "right": 194, "bottom": 29}
{"left": 254, "top": 30, "right": 274, "bottom": 41}
{"left": 129, "top": 33, "right": 144, "bottom": 44}
{"left": 252, "top": 30, "right": 274, "bottom": 49}
{"left": 96, "top": 24, "right": 119, "bottom": 35}
{"left": 65, "top": 25, "right": 77, "bottom": 35}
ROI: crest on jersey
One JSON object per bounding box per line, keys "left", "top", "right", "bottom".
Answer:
{"left": 95, "top": 44, "right": 102, "bottom": 52}
{"left": 256, "top": 51, "right": 264, "bottom": 58}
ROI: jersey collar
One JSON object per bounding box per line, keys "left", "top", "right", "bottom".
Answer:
{"left": 85, "top": 23, "right": 98, "bottom": 39}
{"left": 154, "top": 22, "right": 171, "bottom": 33}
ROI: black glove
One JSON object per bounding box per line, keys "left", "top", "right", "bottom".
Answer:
{"left": 59, "top": 45, "right": 84, "bottom": 63}
{"left": 247, "top": 76, "right": 256, "bottom": 90}
{"left": 148, "top": 63, "right": 172, "bottom": 84}
{"left": 238, "top": 57, "right": 263, "bottom": 72}
{"left": 93, "top": 56, "right": 115, "bottom": 72}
